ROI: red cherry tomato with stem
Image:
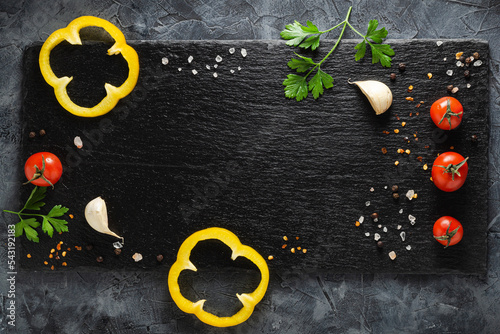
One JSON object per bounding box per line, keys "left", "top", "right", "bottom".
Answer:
{"left": 24, "top": 152, "right": 62, "bottom": 188}
{"left": 432, "top": 152, "right": 468, "bottom": 192}
{"left": 433, "top": 216, "right": 463, "bottom": 248}
{"left": 430, "top": 97, "right": 463, "bottom": 130}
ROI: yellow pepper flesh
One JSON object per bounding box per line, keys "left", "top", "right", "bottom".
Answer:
{"left": 168, "top": 227, "right": 269, "bottom": 327}
{"left": 39, "top": 16, "right": 139, "bottom": 117}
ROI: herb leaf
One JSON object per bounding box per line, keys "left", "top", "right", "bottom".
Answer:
{"left": 309, "top": 69, "right": 334, "bottom": 99}
{"left": 16, "top": 218, "right": 40, "bottom": 242}
{"left": 356, "top": 19, "right": 394, "bottom": 68}
{"left": 365, "top": 20, "right": 388, "bottom": 43}
{"left": 24, "top": 186, "right": 47, "bottom": 211}
{"left": 47, "top": 205, "right": 69, "bottom": 218}
{"left": 280, "top": 20, "right": 320, "bottom": 49}
{"left": 47, "top": 217, "right": 69, "bottom": 233}
{"left": 283, "top": 74, "right": 309, "bottom": 101}
{"left": 287, "top": 54, "right": 316, "bottom": 72}
{"left": 300, "top": 35, "right": 320, "bottom": 50}
{"left": 370, "top": 43, "right": 395, "bottom": 67}
{"left": 42, "top": 217, "right": 54, "bottom": 238}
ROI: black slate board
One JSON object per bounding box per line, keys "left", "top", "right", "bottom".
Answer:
{"left": 19, "top": 39, "right": 489, "bottom": 274}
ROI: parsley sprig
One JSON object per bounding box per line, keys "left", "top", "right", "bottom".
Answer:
{"left": 281, "top": 6, "right": 394, "bottom": 101}
{"left": 3, "top": 186, "right": 69, "bottom": 242}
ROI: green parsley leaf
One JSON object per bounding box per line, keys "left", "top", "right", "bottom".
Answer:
{"left": 299, "top": 35, "right": 320, "bottom": 50}
{"left": 47, "top": 217, "right": 69, "bottom": 233}
{"left": 281, "top": 20, "right": 320, "bottom": 49}
{"left": 287, "top": 53, "right": 315, "bottom": 72}
{"left": 308, "top": 69, "right": 334, "bottom": 99}
{"left": 283, "top": 74, "right": 309, "bottom": 101}
{"left": 354, "top": 41, "right": 367, "bottom": 61}
{"left": 365, "top": 20, "right": 388, "bottom": 43}
{"left": 42, "top": 217, "right": 54, "bottom": 238}
{"left": 47, "top": 205, "right": 69, "bottom": 218}
{"left": 16, "top": 218, "right": 40, "bottom": 242}
{"left": 24, "top": 186, "right": 46, "bottom": 211}
{"left": 370, "top": 43, "right": 395, "bottom": 67}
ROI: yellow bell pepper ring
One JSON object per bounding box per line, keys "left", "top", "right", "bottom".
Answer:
{"left": 39, "top": 16, "right": 139, "bottom": 117}
{"left": 168, "top": 227, "right": 270, "bottom": 327}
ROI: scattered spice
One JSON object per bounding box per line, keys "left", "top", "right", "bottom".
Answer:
{"left": 405, "top": 97, "right": 414, "bottom": 101}
{"left": 29, "top": 131, "right": 36, "bottom": 138}
{"left": 455, "top": 51, "right": 464, "bottom": 59}
{"left": 401, "top": 121, "right": 406, "bottom": 127}
{"left": 296, "top": 237, "right": 299, "bottom": 240}
{"left": 69, "top": 214, "right": 74, "bottom": 219}
{"left": 114, "top": 248, "right": 122, "bottom": 255}
{"left": 355, "top": 221, "right": 361, "bottom": 227}
{"left": 383, "top": 130, "right": 390, "bottom": 135}
{"left": 397, "top": 148, "right": 404, "bottom": 154}
{"left": 394, "top": 161, "right": 399, "bottom": 166}
{"left": 297, "top": 246, "right": 302, "bottom": 250}
{"left": 391, "top": 185, "right": 399, "bottom": 192}
{"left": 423, "top": 164, "right": 428, "bottom": 170}
{"left": 62, "top": 262, "right": 67, "bottom": 266}
{"left": 62, "top": 251, "right": 67, "bottom": 257}
{"left": 415, "top": 103, "right": 421, "bottom": 108}
{"left": 465, "top": 56, "right": 473, "bottom": 65}
{"left": 371, "top": 212, "right": 379, "bottom": 219}
{"left": 390, "top": 73, "right": 396, "bottom": 80}
{"left": 51, "top": 265, "right": 55, "bottom": 270}
{"left": 381, "top": 147, "right": 388, "bottom": 154}
{"left": 417, "top": 156, "right": 423, "bottom": 162}
{"left": 283, "top": 236, "right": 288, "bottom": 241}
{"left": 44, "top": 261, "right": 48, "bottom": 265}
{"left": 75, "top": 246, "right": 82, "bottom": 251}
{"left": 132, "top": 253, "right": 143, "bottom": 262}
{"left": 394, "top": 129, "right": 399, "bottom": 134}
{"left": 399, "top": 63, "right": 406, "bottom": 71}
{"left": 473, "top": 52, "right": 480, "bottom": 60}
{"left": 27, "top": 254, "right": 32, "bottom": 258}
{"left": 377, "top": 241, "right": 384, "bottom": 248}
{"left": 464, "top": 70, "right": 470, "bottom": 79}
{"left": 96, "top": 256, "right": 103, "bottom": 263}
{"left": 56, "top": 243, "right": 62, "bottom": 251}
{"left": 39, "top": 129, "right": 46, "bottom": 136}
{"left": 302, "top": 249, "right": 307, "bottom": 254}
{"left": 291, "top": 248, "right": 296, "bottom": 253}
{"left": 50, "top": 248, "right": 55, "bottom": 253}
{"left": 282, "top": 244, "right": 287, "bottom": 249}
{"left": 157, "top": 254, "right": 164, "bottom": 262}
{"left": 451, "top": 87, "right": 459, "bottom": 94}
{"left": 447, "top": 84, "right": 454, "bottom": 92}
{"left": 427, "top": 72, "right": 432, "bottom": 79}
{"left": 471, "top": 134, "right": 478, "bottom": 142}
{"left": 49, "top": 254, "right": 53, "bottom": 259}
{"left": 405, "top": 149, "right": 411, "bottom": 154}
{"left": 407, "top": 85, "right": 413, "bottom": 92}
{"left": 268, "top": 255, "right": 274, "bottom": 260}
{"left": 393, "top": 193, "right": 400, "bottom": 200}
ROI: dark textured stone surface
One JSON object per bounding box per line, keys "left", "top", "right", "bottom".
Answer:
{"left": 20, "top": 39, "right": 489, "bottom": 274}
{"left": 1, "top": 1, "right": 500, "bottom": 333}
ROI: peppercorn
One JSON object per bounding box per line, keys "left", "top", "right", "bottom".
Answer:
{"left": 377, "top": 241, "right": 384, "bottom": 248}
{"left": 459, "top": 55, "right": 466, "bottom": 63}
{"left": 39, "top": 129, "right": 46, "bottom": 136}
{"left": 390, "top": 73, "right": 396, "bottom": 80}
{"left": 96, "top": 256, "right": 103, "bottom": 263}
{"left": 393, "top": 193, "right": 400, "bottom": 200}
{"left": 465, "top": 56, "right": 473, "bottom": 64}
{"left": 114, "top": 248, "right": 122, "bottom": 255}
{"left": 471, "top": 134, "right": 478, "bottom": 142}
{"left": 29, "top": 131, "right": 36, "bottom": 138}
{"left": 403, "top": 136, "right": 409, "bottom": 141}
{"left": 473, "top": 52, "right": 479, "bottom": 60}
{"left": 447, "top": 84, "right": 454, "bottom": 92}
{"left": 86, "top": 244, "right": 93, "bottom": 251}
{"left": 157, "top": 254, "right": 164, "bottom": 262}
{"left": 398, "top": 63, "right": 406, "bottom": 72}
{"left": 464, "top": 70, "right": 470, "bottom": 79}
{"left": 370, "top": 212, "right": 379, "bottom": 219}
{"left": 391, "top": 185, "right": 399, "bottom": 192}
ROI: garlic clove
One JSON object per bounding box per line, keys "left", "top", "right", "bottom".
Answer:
{"left": 350, "top": 80, "right": 393, "bottom": 115}
{"left": 84, "top": 197, "right": 123, "bottom": 242}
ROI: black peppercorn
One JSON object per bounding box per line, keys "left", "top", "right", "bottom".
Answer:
{"left": 370, "top": 212, "right": 379, "bottom": 219}
{"left": 390, "top": 73, "right": 396, "bottom": 80}
{"left": 393, "top": 193, "right": 400, "bottom": 200}
{"left": 39, "top": 129, "right": 46, "bottom": 136}
{"left": 447, "top": 84, "right": 454, "bottom": 92}
{"left": 391, "top": 185, "right": 399, "bottom": 192}
{"left": 464, "top": 70, "right": 470, "bottom": 79}
{"left": 459, "top": 55, "right": 466, "bottom": 63}
{"left": 29, "top": 131, "right": 36, "bottom": 138}
{"left": 114, "top": 248, "right": 122, "bottom": 255}
{"left": 471, "top": 134, "right": 478, "bottom": 142}
{"left": 377, "top": 241, "right": 384, "bottom": 248}
{"left": 398, "top": 63, "right": 406, "bottom": 72}
{"left": 96, "top": 256, "right": 104, "bottom": 263}
{"left": 157, "top": 254, "right": 164, "bottom": 262}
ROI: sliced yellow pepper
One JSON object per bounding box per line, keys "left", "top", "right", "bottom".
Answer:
{"left": 39, "top": 16, "right": 139, "bottom": 117}
{"left": 168, "top": 227, "right": 269, "bottom": 327}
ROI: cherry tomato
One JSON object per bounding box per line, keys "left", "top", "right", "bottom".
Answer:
{"left": 431, "top": 152, "right": 468, "bottom": 192}
{"left": 24, "top": 152, "right": 63, "bottom": 187}
{"left": 430, "top": 97, "right": 463, "bottom": 130}
{"left": 433, "top": 216, "right": 463, "bottom": 248}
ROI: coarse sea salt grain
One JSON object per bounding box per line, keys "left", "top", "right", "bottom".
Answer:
{"left": 389, "top": 251, "right": 396, "bottom": 260}
{"left": 216, "top": 55, "right": 222, "bottom": 62}
{"left": 383, "top": 227, "right": 388, "bottom": 233}
{"left": 238, "top": 66, "right": 242, "bottom": 71}
{"left": 370, "top": 187, "right": 375, "bottom": 192}
{"left": 74, "top": 136, "right": 83, "bottom": 149}
{"left": 374, "top": 233, "right": 381, "bottom": 241}
{"left": 473, "top": 60, "right": 483, "bottom": 67}
{"left": 214, "top": 64, "right": 218, "bottom": 69}
{"left": 436, "top": 41, "right": 443, "bottom": 46}
{"left": 365, "top": 201, "right": 370, "bottom": 206}
{"left": 359, "top": 216, "right": 365, "bottom": 224}
{"left": 230, "top": 69, "right": 235, "bottom": 74}
{"left": 406, "top": 190, "right": 415, "bottom": 200}
{"left": 443, "top": 57, "right": 447, "bottom": 61}
{"left": 399, "top": 209, "right": 403, "bottom": 214}
{"left": 400, "top": 231, "right": 406, "bottom": 241}
{"left": 365, "top": 232, "right": 370, "bottom": 237}
{"left": 467, "top": 83, "right": 471, "bottom": 88}
{"left": 161, "top": 57, "right": 169, "bottom": 65}
{"left": 206, "top": 65, "right": 211, "bottom": 70}
{"left": 178, "top": 67, "right": 182, "bottom": 71}
{"left": 406, "top": 245, "right": 412, "bottom": 250}
{"left": 192, "top": 69, "right": 198, "bottom": 75}
{"left": 241, "top": 48, "right": 247, "bottom": 57}
{"left": 397, "top": 225, "right": 402, "bottom": 230}
{"left": 229, "top": 47, "right": 235, "bottom": 54}
{"left": 456, "top": 61, "right": 464, "bottom": 67}
{"left": 378, "top": 224, "right": 382, "bottom": 229}
{"left": 132, "top": 253, "right": 143, "bottom": 262}
{"left": 213, "top": 72, "right": 218, "bottom": 78}
{"left": 188, "top": 56, "right": 194, "bottom": 63}
{"left": 384, "top": 186, "right": 388, "bottom": 189}
{"left": 446, "top": 69, "right": 453, "bottom": 76}
{"left": 408, "top": 214, "right": 416, "bottom": 225}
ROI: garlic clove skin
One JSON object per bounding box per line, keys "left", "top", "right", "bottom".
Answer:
{"left": 84, "top": 197, "right": 123, "bottom": 241}
{"left": 351, "top": 80, "right": 393, "bottom": 115}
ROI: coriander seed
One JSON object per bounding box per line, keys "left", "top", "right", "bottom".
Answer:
{"left": 39, "top": 129, "right": 46, "bottom": 136}
{"left": 393, "top": 193, "right": 400, "bottom": 200}
{"left": 473, "top": 52, "right": 479, "bottom": 59}
{"left": 398, "top": 63, "right": 406, "bottom": 72}
{"left": 391, "top": 185, "right": 399, "bottom": 192}
{"left": 29, "top": 131, "right": 36, "bottom": 138}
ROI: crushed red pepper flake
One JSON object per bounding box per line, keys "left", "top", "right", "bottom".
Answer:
{"left": 425, "top": 145, "right": 430, "bottom": 149}
{"left": 302, "top": 249, "right": 307, "bottom": 254}
{"left": 27, "top": 254, "right": 32, "bottom": 258}
{"left": 49, "top": 254, "right": 53, "bottom": 259}
{"left": 69, "top": 214, "right": 74, "bottom": 219}
{"left": 75, "top": 246, "right": 82, "bottom": 251}
{"left": 62, "top": 262, "right": 67, "bottom": 266}
{"left": 44, "top": 261, "right": 48, "bottom": 265}
{"left": 50, "top": 265, "right": 55, "bottom": 270}
{"left": 268, "top": 255, "right": 274, "bottom": 260}
{"left": 291, "top": 248, "right": 296, "bottom": 253}
{"left": 381, "top": 147, "right": 388, "bottom": 154}
{"left": 406, "top": 97, "right": 414, "bottom": 101}
{"left": 296, "top": 237, "right": 299, "bottom": 240}
{"left": 394, "top": 129, "right": 400, "bottom": 134}
{"left": 417, "top": 156, "right": 423, "bottom": 162}
{"left": 416, "top": 112, "right": 420, "bottom": 116}
{"left": 283, "top": 236, "right": 288, "bottom": 241}
{"left": 50, "top": 249, "right": 55, "bottom": 253}
{"left": 416, "top": 103, "right": 421, "bottom": 108}
{"left": 282, "top": 244, "right": 287, "bottom": 249}
{"left": 383, "top": 130, "right": 390, "bottom": 135}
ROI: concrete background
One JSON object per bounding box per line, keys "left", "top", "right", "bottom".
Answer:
{"left": 1, "top": 0, "right": 499, "bottom": 333}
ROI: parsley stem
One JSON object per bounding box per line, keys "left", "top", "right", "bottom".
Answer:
{"left": 345, "top": 21, "right": 365, "bottom": 38}
{"left": 317, "top": 6, "right": 352, "bottom": 67}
